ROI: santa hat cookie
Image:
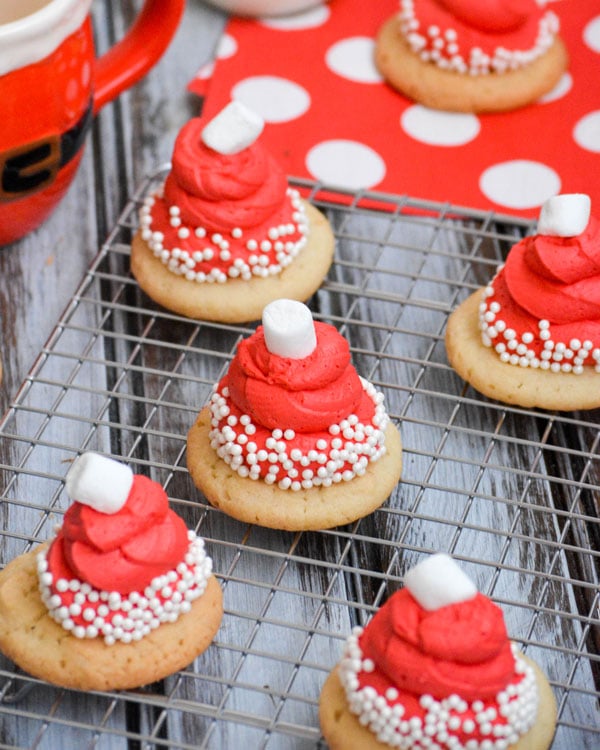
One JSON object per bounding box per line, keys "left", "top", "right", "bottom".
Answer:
{"left": 375, "top": 0, "right": 568, "bottom": 113}
{"left": 446, "top": 193, "right": 600, "bottom": 410}
{"left": 130, "top": 101, "right": 334, "bottom": 323}
{"left": 320, "top": 553, "right": 557, "bottom": 750}
{"left": 187, "top": 299, "right": 403, "bottom": 530}
{"left": 0, "top": 453, "right": 223, "bottom": 691}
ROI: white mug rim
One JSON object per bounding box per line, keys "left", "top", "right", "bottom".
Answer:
{"left": 0, "top": 0, "right": 93, "bottom": 77}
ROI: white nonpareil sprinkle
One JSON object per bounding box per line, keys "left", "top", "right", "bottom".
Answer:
{"left": 139, "top": 188, "right": 308, "bottom": 283}
{"left": 478, "top": 282, "right": 600, "bottom": 375}
{"left": 208, "top": 377, "right": 389, "bottom": 490}
{"left": 37, "top": 532, "right": 212, "bottom": 645}
{"left": 398, "top": 0, "right": 559, "bottom": 76}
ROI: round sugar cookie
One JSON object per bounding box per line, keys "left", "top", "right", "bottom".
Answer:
{"left": 445, "top": 291, "right": 600, "bottom": 411}
{"left": 319, "top": 657, "right": 557, "bottom": 750}
{"left": 374, "top": 16, "right": 568, "bottom": 113}
{"left": 186, "top": 406, "right": 403, "bottom": 531}
{"left": 0, "top": 544, "right": 223, "bottom": 691}
{"left": 131, "top": 201, "right": 335, "bottom": 323}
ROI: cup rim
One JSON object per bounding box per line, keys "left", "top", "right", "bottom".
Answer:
{"left": 0, "top": 0, "right": 92, "bottom": 77}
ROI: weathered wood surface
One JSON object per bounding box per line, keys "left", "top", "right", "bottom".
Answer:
{"left": 0, "top": 3, "right": 598, "bottom": 749}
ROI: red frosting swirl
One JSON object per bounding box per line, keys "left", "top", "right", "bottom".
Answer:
{"left": 504, "top": 216, "right": 600, "bottom": 324}
{"left": 164, "top": 117, "right": 288, "bottom": 232}
{"left": 359, "top": 589, "right": 515, "bottom": 704}
{"left": 47, "top": 475, "right": 189, "bottom": 594}
{"left": 223, "top": 321, "right": 372, "bottom": 433}
{"left": 436, "top": 0, "right": 538, "bottom": 33}
{"left": 482, "top": 216, "right": 600, "bottom": 359}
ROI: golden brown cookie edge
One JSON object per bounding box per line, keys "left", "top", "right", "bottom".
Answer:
{"left": 0, "top": 544, "right": 223, "bottom": 691}
{"left": 319, "top": 654, "right": 557, "bottom": 750}
{"left": 186, "top": 406, "right": 402, "bottom": 531}
{"left": 130, "top": 200, "right": 335, "bottom": 323}
{"left": 446, "top": 291, "right": 600, "bottom": 410}
{"left": 375, "top": 16, "right": 568, "bottom": 113}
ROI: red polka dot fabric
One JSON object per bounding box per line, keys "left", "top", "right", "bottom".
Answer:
{"left": 190, "top": 0, "right": 600, "bottom": 219}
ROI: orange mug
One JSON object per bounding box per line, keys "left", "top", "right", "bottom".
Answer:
{"left": 0, "top": 0, "right": 185, "bottom": 246}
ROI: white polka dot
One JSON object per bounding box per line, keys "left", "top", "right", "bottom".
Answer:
{"left": 479, "top": 161, "right": 561, "bottom": 210}
{"left": 217, "top": 33, "right": 238, "bottom": 59}
{"left": 260, "top": 4, "right": 330, "bottom": 29}
{"left": 583, "top": 15, "right": 600, "bottom": 53}
{"left": 325, "top": 37, "right": 383, "bottom": 84}
{"left": 538, "top": 72, "right": 572, "bottom": 103}
{"left": 401, "top": 105, "right": 480, "bottom": 146}
{"left": 573, "top": 110, "right": 600, "bottom": 153}
{"left": 194, "top": 61, "right": 215, "bottom": 81}
{"left": 306, "top": 140, "right": 386, "bottom": 190}
{"left": 232, "top": 76, "right": 311, "bottom": 122}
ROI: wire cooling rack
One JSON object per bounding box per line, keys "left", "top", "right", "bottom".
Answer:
{"left": 0, "top": 173, "right": 598, "bottom": 749}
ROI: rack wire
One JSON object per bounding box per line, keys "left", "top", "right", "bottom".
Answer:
{"left": 0, "top": 172, "right": 598, "bottom": 749}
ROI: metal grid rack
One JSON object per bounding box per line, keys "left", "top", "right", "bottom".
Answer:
{"left": 0, "top": 173, "right": 598, "bottom": 749}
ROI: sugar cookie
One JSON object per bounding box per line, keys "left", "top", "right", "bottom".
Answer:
{"left": 187, "top": 300, "right": 402, "bottom": 530}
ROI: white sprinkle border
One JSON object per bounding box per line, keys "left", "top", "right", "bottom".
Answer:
{"left": 37, "top": 532, "right": 212, "bottom": 645}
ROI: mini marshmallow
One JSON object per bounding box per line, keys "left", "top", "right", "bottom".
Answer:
{"left": 404, "top": 553, "right": 478, "bottom": 611}
{"left": 201, "top": 100, "right": 264, "bottom": 155}
{"left": 65, "top": 452, "right": 134, "bottom": 515}
{"left": 262, "top": 299, "right": 317, "bottom": 359}
{"left": 537, "top": 193, "right": 591, "bottom": 238}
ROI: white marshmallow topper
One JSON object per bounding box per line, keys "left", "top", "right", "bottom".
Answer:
{"left": 65, "top": 452, "right": 134, "bottom": 515}
{"left": 537, "top": 193, "right": 591, "bottom": 238}
{"left": 201, "top": 100, "right": 264, "bottom": 155}
{"left": 404, "top": 552, "right": 478, "bottom": 611}
{"left": 262, "top": 299, "right": 317, "bottom": 359}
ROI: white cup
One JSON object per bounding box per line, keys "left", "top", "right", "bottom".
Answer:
{"left": 204, "top": 0, "right": 326, "bottom": 17}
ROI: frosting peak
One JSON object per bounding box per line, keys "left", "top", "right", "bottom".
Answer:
{"left": 360, "top": 589, "right": 514, "bottom": 700}
{"left": 227, "top": 321, "right": 364, "bottom": 432}
{"left": 165, "top": 117, "right": 287, "bottom": 231}
{"left": 338, "top": 556, "right": 540, "bottom": 748}
{"left": 207, "top": 303, "right": 391, "bottom": 491}
{"left": 38, "top": 455, "right": 214, "bottom": 644}
{"left": 57, "top": 474, "right": 188, "bottom": 594}
{"left": 479, "top": 198, "right": 600, "bottom": 374}
{"left": 138, "top": 108, "right": 309, "bottom": 285}
{"left": 437, "top": 0, "right": 537, "bottom": 33}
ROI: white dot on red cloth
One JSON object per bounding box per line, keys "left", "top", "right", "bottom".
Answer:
{"left": 260, "top": 4, "right": 330, "bottom": 30}
{"left": 217, "top": 33, "right": 238, "bottom": 59}
{"left": 479, "top": 160, "right": 561, "bottom": 209}
{"left": 232, "top": 76, "right": 311, "bottom": 122}
{"left": 583, "top": 15, "right": 600, "bottom": 52}
{"left": 325, "top": 37, "right": 383, "bottom": 83}
{"left": 573, "top": 110, "right": 600, "bottom": 153}
{"left": 538, "top": 72, "right": 572, "bottom": 103}
{"left": 306, "top": 140, "right": 386, "bottom": 190}
{"left": 401, "top": 106, "right": 480, "bottom": 146}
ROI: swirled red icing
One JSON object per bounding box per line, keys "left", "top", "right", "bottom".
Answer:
{"left": 398, "top": 0, "right": 559, "bottom": 75}
{"left": 139, "top": 117, "right": 308, "bottom": 283}
{"left": 359, "top": 590, "right": 514, "bottom": 703}
{"left": 48, "top": 475, "right": 188, "bottom": 594}
{"left": 479, "top": 217, "right": 600, "bottom": 373}
{"left": 437, "top": 0, "right": 539, "bottom": 34}
{"left": 165, "top": 118, "right": 287, "bottom": 231}
{"left": 226, "top": 322, "right": 369, "bottom": 432}
{"left": 338, "top": 588, "right": 540, "bottom": 748}
{"left": 208, "top": 322, "right": 390, "bottom": 490}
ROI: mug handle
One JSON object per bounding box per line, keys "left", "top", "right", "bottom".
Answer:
{"left": 93, "top": 0, "right": 186, "bottom": 113}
